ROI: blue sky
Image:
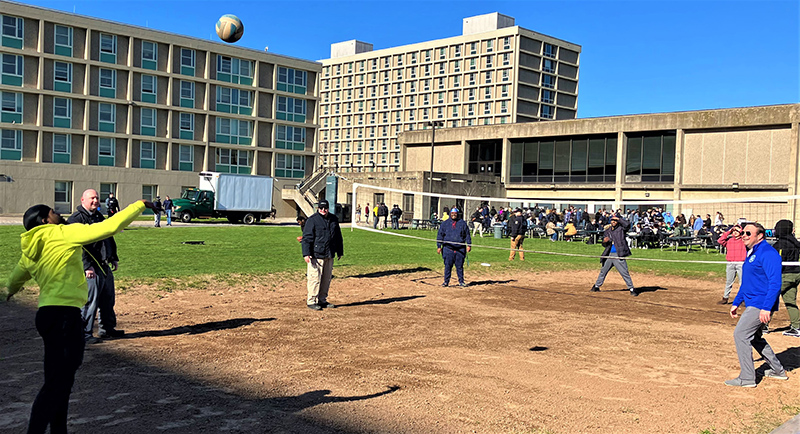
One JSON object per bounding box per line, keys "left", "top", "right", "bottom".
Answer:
{"left": 17, "top": 0, "right": 800, "bottom": 118}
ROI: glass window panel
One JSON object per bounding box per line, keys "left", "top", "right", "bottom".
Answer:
{"left": 626, "top": 136, "right": 642, "bottom": 175}
{"left": 605, "top": 137, "right": 617, "bottom": 176}
{"left": 662, "top": 134, "right": 676, "bottom": 176}
{"left": 554, "top": 140, "right": 570, "bottom": 175}
{"left": 571, "top": 139, "right": 587, "bottom": 175}
{"left": 538, "top": 140, "right": 554, "bottom": 176}
{"left": 588, "top": 138, "right": 605, "bottom": 175}
{"left": 641, "top": 135, "right": 662, "bottom": 174}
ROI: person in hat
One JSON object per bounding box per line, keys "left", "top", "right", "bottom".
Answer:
{"left": 301, "top": 200, "right": 344, "bottom": 310}
{"left": 508, "top": 208, "right": 527, "bottom": 261}
{"left": 436, "top": 207, "right": 471, "bottom": 287}
{"left": 153, "top": 196, "right": 163, "bottom": 227}
{"left": 591, "top": 214, "right": 637, "bottom": 296}
{"left": 4, "top": 199, "right": 155, "bottom": 434}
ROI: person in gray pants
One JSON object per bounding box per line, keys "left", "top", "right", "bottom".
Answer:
{"left": 726, "top": 223, "right": 788, "bottom": 387}
{"left": 591, "top": 215, "right": 637, "bottom": 296}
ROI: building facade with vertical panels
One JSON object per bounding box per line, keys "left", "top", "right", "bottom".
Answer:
{"left": 0, "top": 1, "right": 320, "bottom": 216}
{"left": 317, "top": 12, "right": 581, "bottom": 175}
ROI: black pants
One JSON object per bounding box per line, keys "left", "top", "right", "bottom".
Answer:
{"left": 28, "top": 306, "right": 85, "bottom": 434}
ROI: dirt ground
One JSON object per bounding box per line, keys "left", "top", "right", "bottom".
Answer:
{"left": 2, "top": 267, "right": 800, "bottom": 434}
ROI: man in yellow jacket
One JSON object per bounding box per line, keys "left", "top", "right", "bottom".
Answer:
{"left": 4, "top": 200, "right": 153, "bottom": 434}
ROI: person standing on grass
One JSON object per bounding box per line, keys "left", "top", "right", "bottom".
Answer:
{"left": 355, "top": 204, "right": 362, "bottom": 223}
{"left": 163, "top": 195, "right": 174, "bottom": 226}
{"left": 105, "top": 193, "right": 119, "bottom": 218}
{"left": 471, "top": 206, "right": 484, "bottom": 238}
{"left": 726, "top": 223, "right": 788, "bottom": 387}
{"left": 153, "top": 196, "right": 163, "bottom": 227}
{"left": 301, "top": 200, "right": 343, "bottom": 311}
{"left": 718, "top": 224, "right": 746, "bottom": 305}
{"left": 364, "top": 203, "right": 370, "bottom": 225}
{"left": 391, "top": 204, "right": 403, "bottom": 229}
{"left": 591, "top": 215, "right": 637, "bottom": 296}
{"left": 771, "top": 220, "right": 800, "bottom": 337}
{"left": 4, "top": 199, "right": 154, "bottom": 434}
{"left": 437, "top": 207, "right": 471, "bottom": 287}
{"left": 508, "top": 208, "right": 526, "bottom": 261}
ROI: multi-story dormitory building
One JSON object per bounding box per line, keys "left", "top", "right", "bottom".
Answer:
{"left": 317, "top": 12, "right": 581, "bottom": 174}
{"left": 0, "top": 1, "right": 320, "bottom": 216}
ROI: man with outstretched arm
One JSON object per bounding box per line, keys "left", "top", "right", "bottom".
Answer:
{"left": 726, "top": 223, "right": 788, "bottom": 387}
{"left": 4, "top": 199, "right": 155, "bottom": 434}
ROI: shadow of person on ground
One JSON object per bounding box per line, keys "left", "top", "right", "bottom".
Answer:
{"left": 271, "top": 386, "right": 401, "bottom": 413}
{"left": 337, "top": 295, "right": 425, "bottom": 308}
{"left": 120, "top": 317, "right": 274, "bottom": 339}
{"left": 350, "top": 267, "right": 432, "bottom": 279}
{"left": 467, "top": 279, "right": 516, "bottom": 287}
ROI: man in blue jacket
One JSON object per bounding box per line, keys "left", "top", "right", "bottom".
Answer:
{"left": 437, "top": 208, "right": 471, "bottom": 287}
{"left": 726, "top": 223, "right": 788, "bottom": 387}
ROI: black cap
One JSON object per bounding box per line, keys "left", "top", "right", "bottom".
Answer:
{"left": 23, "top": 204, "right": 52, "bottom": 231}
{"left": 318, "top": 200, "right": 329, "bottom": 209}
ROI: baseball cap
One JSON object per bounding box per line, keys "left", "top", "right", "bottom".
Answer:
{"left": 317, "top": 200, "right": 329, "bottom": 209}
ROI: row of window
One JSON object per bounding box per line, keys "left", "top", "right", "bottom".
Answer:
{"left": 321, "top": 69, "right": 513, "bottom": 96}
{"left": 322, "top": 102, "right": 511, "bottom": 128}
{"left": 322, "top": 152, "right": 401, "bottom": 166}
{"left": 322, "top": 85, "right": 512, "bottom": 114}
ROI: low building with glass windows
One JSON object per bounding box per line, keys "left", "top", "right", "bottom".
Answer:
{"left": 376, "top": 104, "right": 800, "bottom": 221}
{"left": 0, "top": 1, "right": 319, "bottom": 216}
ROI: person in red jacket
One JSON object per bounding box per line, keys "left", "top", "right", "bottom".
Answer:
{"left": 718, "top": 224, "right": 747, "bottom": 304}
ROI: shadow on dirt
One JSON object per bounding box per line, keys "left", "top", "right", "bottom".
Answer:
{"left": 468, "top": 279, "right": 516, "bottom": 287}
{"left": 337, "top": 295, "right": 425, "bottom": 308}
{"left": 529, "top": 346, "right": 548, "bottom": 352}
{"left": 350, "top": 267, "right": 432, "bottom": 279}
{"left": 272, "top": 386, "right": 401, "bottom": 412}
{"left": 758, "top": 346, "right": 800, "bottom": 374}
{"left": 120, "top": 317, "right": 275, "bottom": 339}
{"left": 634, "top": 286, "right": 667, "bottom": 294}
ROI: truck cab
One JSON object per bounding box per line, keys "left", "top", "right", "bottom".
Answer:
{"left": 173, "top": 189, "right": 215, "bottom": 223}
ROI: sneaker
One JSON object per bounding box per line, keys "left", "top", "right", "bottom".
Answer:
{"left": 307, "top": 304, "right": 322, "bottom": 311}
{"left": 762, "top": 324, "right": 771, "bottom": 334}
{"left": 717, "top": 298, "right": 729, "bottom": 305}
{"left": 98, "top": 328, "right": 125, "bottom": 338}
{"left": 724, "top": 378, "right": 756, "bottom": 388}
{"left": 630, "top": 289, "right": 639, "bottom": 297}
{"left": 590, "top": 286, "right": 600, "bottom": 292}
{"left": 783, "top": 328, "right": 800, "bottom": 337}
{"left": 441, "top": 283, "right": 449, "bottom": 287}
{"left": 320, "top": 302, "right": 336, "bottom": 309}
{"left": 458, "top": 282, "right": 468, "bottom": 287}
{"left": 764, "top": 369, "right": 789, "bottom": 380}
{"left": 85, "top": 336, "right": 102, "bottom": 345}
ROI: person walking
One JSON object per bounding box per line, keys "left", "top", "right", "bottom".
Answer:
{"left": 163, "top": 195, "right": 174, "bottom": 226}
{"left": 773, "top": 219, "right": 800, "bottom": 337}
{"left": 5, "top": 199, "right": 153, "bottom": 434}
{"left": 355, "top": 204, "right": 362, "bottom": 223}
{"left": 508, "top": 208, "right": 527, "bottom": 261}
{"left": 591, "top": 215, "right": 637, "bottom": 296}
{"left": 436, "top": 207, "right": 471, "bottom": 287}
{"left": 364, "top": 203, "right": 370, "bottom": 225}
{"left": 301, "top": 200, "right": 343, "bottom": 311}
{"left": 718, "top": 224, "right": 746, "bottom": 304}
{"left": 105, "top": 192, "right": 120, "bottom": 218}
{"left": 726, "top": 223, "right": 788, "bottom": 387}
{"left": 470, "top": 207, "right": 484, "bottom": 238}
{"left": 153, "top": 196, "right": 163, "bottom": 227}
{"left": 67, "top": 189, "right": 126, "bottom": 342}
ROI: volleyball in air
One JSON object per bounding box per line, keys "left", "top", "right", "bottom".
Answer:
{"left": 216, "top": 14, "right": 244, "bottom": 43}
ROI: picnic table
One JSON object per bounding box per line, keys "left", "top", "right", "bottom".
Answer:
{"left": 662, "top": 235, "right": 713, "bottom": 252}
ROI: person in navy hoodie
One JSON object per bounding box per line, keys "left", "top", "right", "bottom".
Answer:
{"left": 726, "top": 223, "right": 788, "bottom": 387}
{"left": 436, "top": 208, "right": 471, "bottom": 287}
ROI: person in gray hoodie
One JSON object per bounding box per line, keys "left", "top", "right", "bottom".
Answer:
{"left": 591, "top": 215, "right": 637, "bottom": 296}
{"left": 772, "top": 219, "right": 800, "bottom": 337}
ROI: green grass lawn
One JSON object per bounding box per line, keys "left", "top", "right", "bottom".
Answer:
{"left": 0, "top": 225, "right": 727, "bottom": 288}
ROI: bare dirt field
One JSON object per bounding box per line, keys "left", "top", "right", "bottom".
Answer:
{"left": 2, "top": 268, "right": 799, "bottom": 433}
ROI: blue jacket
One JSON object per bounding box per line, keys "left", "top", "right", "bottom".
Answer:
{"left": 733, "top": 240, "right": 782, "bottom": 311}
{"left": 437, "top": 218, "right": 471, "bottom": 251}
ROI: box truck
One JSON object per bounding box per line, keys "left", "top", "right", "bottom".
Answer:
{"left": 172, "top": 172, "right": 274, "bottom": 224}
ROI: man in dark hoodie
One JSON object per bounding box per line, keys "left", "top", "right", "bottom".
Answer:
{"left": 773, "top": 219, "right": 800, "bottom": 337}
{"left": 591, "top": 215, "right": 637, "bottom": 296}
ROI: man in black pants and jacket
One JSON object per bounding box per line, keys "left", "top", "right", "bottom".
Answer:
{"left": 772, "top": 219, "right": 800, "bottom": 336}
{"left": 67, "top": 189, "right": 125, "bottom": 342}
{"left": 301, "top": 200, "right": 344, "bottom": 310}
{"left": 591, "top": 215, "right": 637, "bottom": 296}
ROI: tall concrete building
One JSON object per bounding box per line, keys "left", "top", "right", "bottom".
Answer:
{"left": 0, "top": 1, "right": 320, "bottom": 216}
{"left": 317, "top": 12, "right": 581, "bottom": 174}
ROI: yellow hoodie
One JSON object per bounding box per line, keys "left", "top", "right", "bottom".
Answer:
{"left": 6, "top": 201, "right": 145, "bottom": 308}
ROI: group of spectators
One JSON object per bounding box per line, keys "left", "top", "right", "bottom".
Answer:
{"left": 355, "top": 203, "right": 405, "bottom": 230}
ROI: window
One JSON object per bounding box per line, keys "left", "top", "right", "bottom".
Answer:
{"left": 542, "top": 74, "right": 555, "bottom": 89}
{"left": 469, "top": 58, "right": 476, "bottom": 70}
{"left": 542, "top": 89, "right": 554, "bottom": 104}
{"left": 141, "top": 74, "right": 157, "bottom": 103}
{"left": 454, "top": 45, "right": 461, "bottom": 57}
{"left": 1, "top": 128, "right": 22, "bottom": 160}
{"left": 54, "top": 61, "right": 72, "bottom": 92}
{"left": 180, "top": 48, "right": 195, "bottom": 75}
{"left": 98, "top": 137, "right": 115, "bottom": 166}
{"left": 99, "top": 33, "right": 116, "bottom": 63}
{"left": 276, "top": 125, "right": 306, "bottom": 151}
{"left": 179, "top": 113, "right": 194, "bottom": 139}
{"left": 54, "top": 181, "right": 72, "bottom": 214}
{"left": 484, "top": 86, "right": 491, "bottom": 99}
{"left": 140, "top": 107, "right": 156, "bottom": 136}
{"left": 453, "top": 76, "right": 460, "bottom": 87}
{"left": 544, "top": 43, "right": 556, "bottom": 59}
{"left": 486, "top": 55, "right": 493, "bottom": 68}
{"left": 278, "top": 67, "right": 308, "bottom": 94}
{"left": 215, "top": 148, "right": 251, "bottom": 174}
{"left": 52, "top": 133, "right": 71, "bottom": 163}
{"left": 1, "top": 91, "right": 22, "bottom": 123}
{"left": 485, "top": 71, "right": 492, "bottom": 84}
{"left": 99, "top": 68, "right": 116, "bottom": 98}
{"left": 216, "top": 55, "right": 253, "bottom": 85}
{"left": 2, "top": 14, "right": 23, "bottom": 49}
{"left": 453, "top": 60, "right": 460, "bottom": 72}
{"left": 1, "top": 53, "right": 23, "bottom": 86}
{"left": 215, "top": 117, "right": 253, "bottom": 144}
{"left": 467, "top": 140, "right": 502, "bottom": 176}
{"left": 142, "top": 41, "right": 157, "bottom": 69}
{"left": 543, "top": 58, "right": 555, "bottom": 73}
{"left": 216, "top": 86, "right": 252, "bottom": 115}
{"left": 54, "top": 25, "right": 73, "bottom": 56}
{"left": 142, "top": 185, "right": 157, "bottom": 202}
{"left": 501, "top": 84, "right": 508, "bottom": 98}
{"left": 509, "top": 135, "right": 618, "bottom": 184}
{"left": 139, "top": 141, "right": 155, "bottom": 168}
{"left": 468, "top": 88, "right": 475, "bottom": 101}
{"left": 625, "top": 132, "right": 676, "bottom": 182}
{"left": 503, "top": 37, "right": 510, "bottom": 50}
{"left": 275, "top": 153, "right": 305, "bottom": 178}
{"left": 277, "top": 96, "right": 307, "bottom": 122}
{"left": 53, "top": 97, "right": 71, "bottom": 128}
{"left": 178, "top": 144, "right": 193, "bottom": 171}
{"left": 179, "top": 80, "right": 194, "bottom": 107}
{"left": 500, "top": 101, "right": 508, "bottom": 113}
{"left": 501, "top": 69, "right": 509, "bottom": 81}
{"left": 99, "top": 183, "right": 116, "bottom": 203}
{"left": 98, "top": 103, "right": 115, "bottom": 132}
{"left": 540, "top": 105, "right": 554, "bottom": 119}
{"left": 452, "top": 90, "right": 459, "bottom": 103}
{"left": 502, "top": 53, "right": 510, "bottom": 66}
{"left": 486, "top": 39, "right": 494, "bottom": 52}
{"left": 484, "top": 102, "right": 491, "bottom": 115}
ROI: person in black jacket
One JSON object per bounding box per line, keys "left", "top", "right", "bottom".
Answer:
{"left": 378, "top": 203, "right": 389, "bottom": 229}
{"left": 67, "top": 189, "right": 125, "bottom": 342}
{"left": 301, "top": 200, "right": 343, "bottom": 311}
{"left": 773, "top": 219, "right": 800, "bottom": 337}
{"left": 390, "top": 204, "right": 403, "bottom": 229}
{"left": 508, "top": 208, "right": 527, "bottom": 261}
{"left": 591, "top": 215, "right": 637, "bottom": 296}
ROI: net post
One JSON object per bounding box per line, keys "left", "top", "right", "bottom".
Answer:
{"left": 351, "top": 182, "right": 358, "bottom": 231}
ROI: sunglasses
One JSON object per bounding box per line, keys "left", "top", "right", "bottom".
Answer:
{"left": 743, "top": 231, "right": 761, "bottom": 236}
